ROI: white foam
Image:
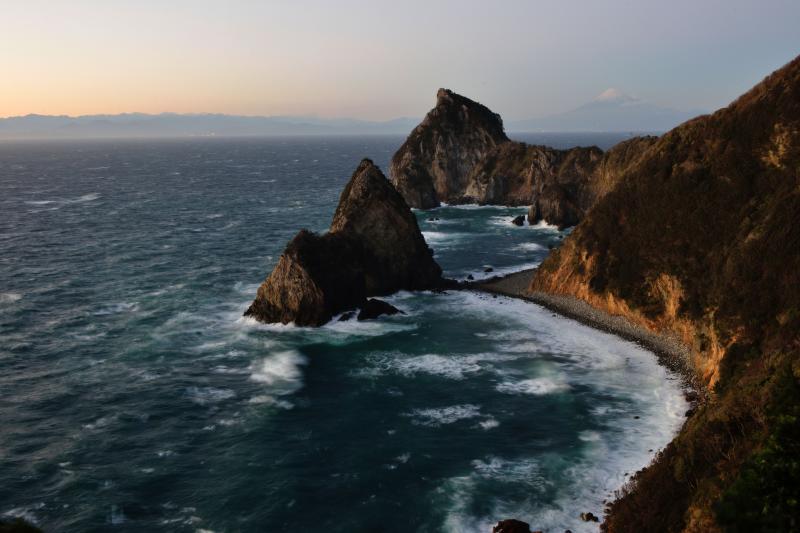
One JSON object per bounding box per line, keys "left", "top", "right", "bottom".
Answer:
{"left": 186, "top": 387, "right": 236, "bottom": 405}
{"left": 421, "top": 231, "right": 469, "bottom": 246}
{"left": 0, "top": 292, "right": 22, "bottom": 303}
{"left": 513, "top": 242, "right": 546, "bottom": 252}
{"left": 496, "top": 377, "right": 569, "bottom": 396}
{"left": 579, "top": 430, "right": 603, "bottom": 442}
{"left": 406, "top": 404, "right": 482, "bottom": 426}
{"left": 472, "top": 457, "right": 547, "bottom": 484}
{"left": 247, "top": 395, "right": 294, "bottom": 409}
{"left": 94, "top": 302, "right": 139, "bottom": 315}
{"left": 74, "top": 193, "right": 101, "bottom": 203}
{"left": 249, "top": 350, "right": 307, "bottom": 394}
{"left": 478, "top": 418, "right": 500, "bottom": 430}
{"left": 529, "top": 219, "right": 560, "bottom": 231}
{"left": 364, "top": 351, "right": 524, "bottom": 380}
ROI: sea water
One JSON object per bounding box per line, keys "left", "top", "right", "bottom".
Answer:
{"left": 0, "top": 135, "right": 686, "bottom": 532}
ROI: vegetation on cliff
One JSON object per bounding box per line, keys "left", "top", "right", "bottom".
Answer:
{"left": 530, "top": 55, "right": 800, "bottom": 532}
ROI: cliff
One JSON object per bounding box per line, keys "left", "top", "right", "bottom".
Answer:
{"left": 390, "top": 89, "right": 657, "bottom": 228}
{"left": 530, "top": 56, "right": 800, "bottom": 531}
{"left": 245, "top": 159, "right": 442, "bottom": 326}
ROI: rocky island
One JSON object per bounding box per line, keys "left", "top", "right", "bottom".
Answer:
{"left": 245, "top": 159, "right": 443, "bottom": 326}
{"left": 390, "top": 88, "right": 658, "bottom": 228}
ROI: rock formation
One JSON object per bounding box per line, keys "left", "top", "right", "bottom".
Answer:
{"left": 530, "top": 55, "right": 800, "bottom": 531}
{"left": 245, "top": 159, "right": 442, "bottom": 326}
{"left": 390, "top": 88, "right": 657, "bottom": 228}
{"left": 390, "top": 89, "right": 509, "bottom": 209}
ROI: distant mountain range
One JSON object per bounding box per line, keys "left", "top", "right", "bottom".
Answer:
{"left": 0, "top": 113, "right": 422, "bottom": 140}
{"left": 0, "top": 90, "right": 703, "bottom": 139}
{"left": 507, "top": 89, "right": 704, "bottom": 133}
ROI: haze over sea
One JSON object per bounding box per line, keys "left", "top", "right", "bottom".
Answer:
{"left": 0, "top": 134, "right": 686, "bottom": 532}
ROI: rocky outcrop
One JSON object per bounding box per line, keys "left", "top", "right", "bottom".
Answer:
{"left": 491, "top": 519, "right": 536, "bottom": 533}
{"left": 390, "top": 89, "right": 657, "bottom": 228}
{"left": 245, "top": 159, "right": 442, "bottom": 326}
{"left": 390, "top": 89, "right": 509, "bottom": 209}
{"left": 530, "top": 56, "right": 800, "bottom": 531}
{"left": 356, "top": 299, "right": 403, "bottom": 321}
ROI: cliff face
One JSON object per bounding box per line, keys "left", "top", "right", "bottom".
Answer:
{"left": 390, "top": 89, "right": 657, "bottom": 228}
{"left": 530, "top": 56, "right": 800, "bottom": 532}
{"left": 389, "top": 89, "right": 509, "bottom": 209}
{"left": 245, "top": 159, "right": 442, "bottom": 326}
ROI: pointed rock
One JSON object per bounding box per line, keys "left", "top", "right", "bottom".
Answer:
{"left": 245, "top": 159, "right": 442, "bottom": 326}
{"left": 390, "top": 89, "right": 509, "bottom": 208}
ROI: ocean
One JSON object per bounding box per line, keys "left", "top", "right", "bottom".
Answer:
{"left": 0, "top": 134, "right": 686, "bottom": 532}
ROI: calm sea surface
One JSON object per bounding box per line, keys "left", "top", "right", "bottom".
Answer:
{"left": 0, "top": 134, "right": 685, "bottom": 532}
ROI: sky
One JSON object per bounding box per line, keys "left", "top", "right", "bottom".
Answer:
{"left": 1, "top": 0, "right": 799, "bottom": 120}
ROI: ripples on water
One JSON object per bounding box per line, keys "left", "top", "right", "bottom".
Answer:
{"left": 0, "top": 135, "right": 685, "bottom": 532}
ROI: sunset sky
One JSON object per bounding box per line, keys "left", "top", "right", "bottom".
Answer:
{"left": 1, "top": 0, "right": 799, "bottom": 120}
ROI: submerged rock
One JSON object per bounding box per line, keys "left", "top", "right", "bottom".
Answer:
{"left": 580, "top": 512, "right": 600, "bottom": 522}
{"left": 245, "top": 159, "right": 442, "bottom": 326}
{"left": 356, "top": 298, "right": 403, "bottom": 321}
{"left": 491, "top": 519, "right": 534, "bottom": 533}
{"left": 512, "top": 215, "right": 525, "bottom": 226}
{"left": 0, "top": 518, "right": 43, "bottom": 533}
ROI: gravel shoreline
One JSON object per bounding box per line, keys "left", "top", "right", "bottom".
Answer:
{"left": 469, "top": 268, "right": 704, "bottom": 396}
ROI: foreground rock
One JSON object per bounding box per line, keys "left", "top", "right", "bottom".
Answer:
{"left": 245, "top": 159, "right": 442, "bottom": 326}
{"left": 530, "top": 55, "right": 800, "bottom": 531}
{"left": 390, "top": 89, "right": 657, "bottom": 228}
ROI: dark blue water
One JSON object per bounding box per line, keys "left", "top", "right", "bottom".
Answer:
{"left": 0, "top": 136, "right": 685, "bottom": 532}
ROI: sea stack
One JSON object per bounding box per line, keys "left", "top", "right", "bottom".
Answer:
{"left": 390, "top": 88, "right": 509, "bottom": 209}
{"left": 245, "top": 159, "right": 443, "bottom": 326}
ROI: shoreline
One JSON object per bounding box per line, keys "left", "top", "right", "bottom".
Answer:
{"left": 467, "top": 268, "right": 704, "bottom": 400}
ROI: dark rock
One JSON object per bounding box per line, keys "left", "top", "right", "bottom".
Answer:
{"left": 492, "top": 519, "right": 533, "bottom": 533}
{"left": 0, "top": 518, "right": 43, "bottom": 533}
{"left": 390, "top": 89, "right": 508, "bottom": 209}
{"left": 338, "top": 311, "right": 356, "bottom": 322}
{"left": 466, "top": 274, "right": 475, "bottom": 281}
{"left": 245, "top": 159, "right": 442, "bottom": 326}
{"left": 484, "top": 267, "right": 494, "bottom": 273}
{"left": 580, "top": 512, "right": 600, "bottom": 522}
{"left": 357, "top": 299, "right": 404, "bottom": 321}
{"left": 427, "top": 216, "right": 440, "bottom": 221}
{"left": 512, "top": 215, "right": 525, "bottom": 226}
